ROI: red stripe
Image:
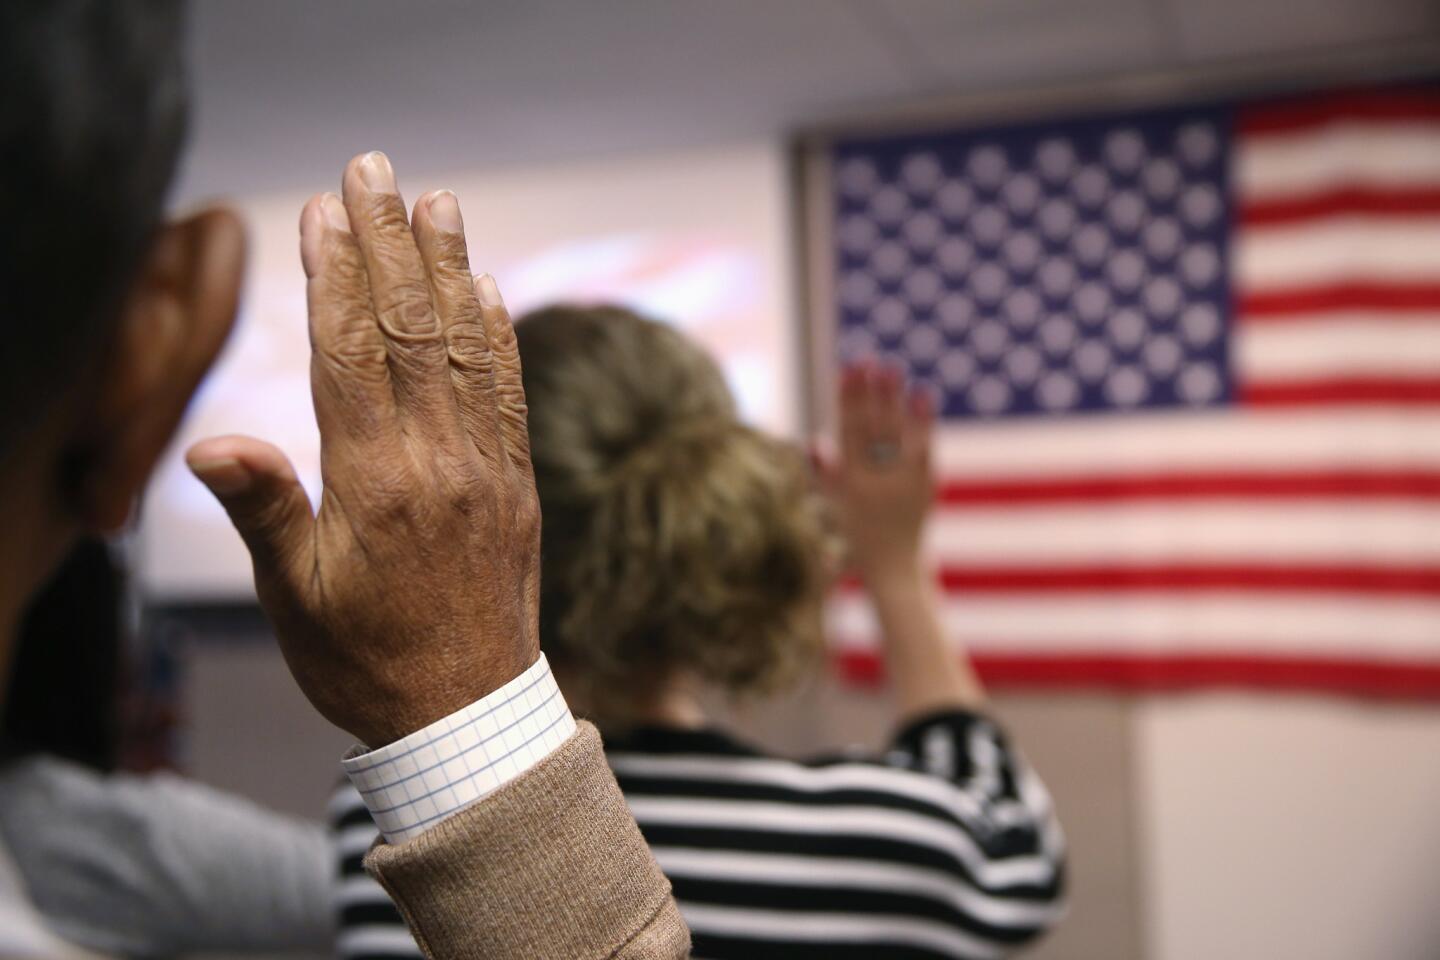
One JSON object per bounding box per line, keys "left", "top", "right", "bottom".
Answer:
{"left": 1240, "top": 187, "right": 1440, "bottom": 226}
{"left": 1240, "top": 378, "right": 1440, "bottom": 407}
{"left": 1239, "top": 282, "right": 1440, "bottom": 317}
{"left": 937, "top": 470, "right": 1440, "bottom": 505}
{"left": 833, "top": 650, "right": 1440, "bottom": 698}
{"left": 837, "top": 565, "right": 1440, "bottom": 595}
{"left": 1239, "top": 89, "right": 1440, "bottom": 137}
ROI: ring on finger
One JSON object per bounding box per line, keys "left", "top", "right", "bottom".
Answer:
{"left": 866, "top": 441, "right": 900, "bottom": 468}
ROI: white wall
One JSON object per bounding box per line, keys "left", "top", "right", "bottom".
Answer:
{"left": 1135, "top": 696, "right": 1440, "bottom": 960}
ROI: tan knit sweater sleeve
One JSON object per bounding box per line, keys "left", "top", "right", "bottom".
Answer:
{"left": 363, "top": 720, "right": 689, "bottom": 958}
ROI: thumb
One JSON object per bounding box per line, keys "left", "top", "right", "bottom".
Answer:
{"left": 186, "top": 435, "right": 315, "bottom": 583}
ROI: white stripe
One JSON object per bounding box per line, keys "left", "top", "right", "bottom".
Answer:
{"left": 678, "top": 902, "right": 1008, "bottom": 959}
{"left": 327, "top": 784, "right": 363, "bottom": 820}
{"left": 827, "top": 593, "right": 1440, "bottom": 659}
{"left": 1238, "top": 315, "right": 1440, "bottom": 380}
{"left": 336, "top": 925, "right": 423, "bottom": 955}
{"left": 651, "top": 846, "right": 1065, "bottom": 928}
{"left": 931, "top": 411, "right": 1440, "bottom": 480}
{"left": 336, "top": 822, "right": 382, "bottom": 858}
{"left": 1236, "top": 218, "right": 1440, "bottom": 290}
{"left": 610, "top": 752, "right": 1006, "bottom": 832}
{"left": 334, "top": 874, "right": 392, "bottom": 905}
{"left": 922, "top": 503, "right": 1440, "bottom": 566}
{"left": 625, "top": 796, "right": 1057, "bottom": 888}
{"left": 1237, "top": 123, "right": 1440, "bottom": 200}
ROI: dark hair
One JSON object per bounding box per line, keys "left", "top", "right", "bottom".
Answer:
{"left": 0, "top": 0, "right": 188, "bottom": 457}
{"left": 516, "top": 305, "right": 835, "bottom": 730}
{"left": 2, "top": 539, "right": 126, "bottom": 771}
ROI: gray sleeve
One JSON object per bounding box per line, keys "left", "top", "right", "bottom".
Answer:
{"left": 0, "top": 755, "right": 334, "bottom": 958}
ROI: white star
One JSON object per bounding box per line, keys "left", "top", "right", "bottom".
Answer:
{"left": 1176, "top": 122, "right": 1220, "bottom": 169}
{"left": 1073, "top": 338, "right": 1113, "bottom": 383}
{"left": 1039, "top": 257, "right": 1078, "bottom": 300}
{"left": 967, "top": 146, "right": 1009, "bottom": 190}
{"left": 1072, "top": 164, "right": 1110, "bottom": 209}
{"left": 970, "top": 375, "right": 1013, "bottom": 415}
{"left": 838, "top": 325, "right": 877, "bottom": 361}
{"left": 870, "top": 240, "right": 911, "bottom": 281}
{"left": 902, "top": 268, "right": 944, "bottom": 308}
{"left": 838, "top": 214, "right": 881, "bottom": 255}
{"left": 1003, "top": 288, "right": 1044, "bottom": 330}
{"left": 1036, "top": 370, "right": 1081, "bottom": 410}
{"left": 904, "top": 324, "right": 945, "bottom": 365}
{"left": 900, "top": 152, "right": 945, "bottom": 196}
{"left": 1072, "top": 223, "right": 1111, "bottom": 268}
{"left": 1105, "top": 129, "right": 1147, "bottom": 174}
{"left": 1180, "top": 183, "right": 1222, "bottom": 229}
{"left": 1035, "top": 138, "right": 1077, "bottom": 183}
{"left": 936, "top": 236, "right": 976, "bottom": 277}
{"left": 1106, "top": 248, "right": 1147, "bottom": 293}
{"left": 1003, "top": 344, "right": 1045, "bottom": 386}
{"left": 937, "top": 293, "right": 977, "bottom": 334}
{"left": 1074, "top": 280, "right": 1113, "bottom": 325}
{"left": 1180, "top": 243, "right": 1221, "bottom": 289}
{"left": 837, "top": 157, "right": 879, "bottom": 199}
{"left": 869, "top": 184, "right": 911, "bottom": 227}
{"left": 1143, "top": 217, "right": 1183, "bottom": 262}
{"left": 1104, "top": 365, "right": 1149, "bottom": 406}
{"left": 1038, "top": 197, "right": 1079, "bottom": 242}
{"left": 838, "top": 271, "right": 880, "bottom": 311}
{"left": 939, "top": 350, "right": 977, "bottom": 387}
{"left": 901, "top": 211, "right": 944, "bottom": 253}
{"left": 969, "top": 261, "right": 1010, "bottom": 306}
{"left": 871, "top": 297, "right": 910, "bottom": 337}
{"left": 1106, "top": 189, "right": 1146, "bottom": 235}
{"left": 969, "top": 204, "right": 1009, "bottom": 250}
{"left": 1143, "top": 334, "right": 1183, "bottom": 377}
{"left": 970, "top": 319, "right": 1011, "bottom": 360}
{"left": 1107, "top": 308, "right": 1148, "bottom": 352}
{"left": 937, "top": 179, "right": 975, "bottom": 221}
{"left": 1142, "top": 158, "right": 1182, "bottom": 201}
{"left": 1003, "top": 173, "right": 1043, "bottom": 216}
{"left": 1178, "top": 361, "right": 1222, "bottom": 404}
{"left": 1003, "top": 230, "right": 1043, "bottom": 275}
{"left": 1143, "top": 276, "right": 1183, "bottom": 318}
{"left": 1040, "top": 314, "right": 1078, "bottom": 356}
{"left": 1180, "top": 302, "right": 1222, "bottom": 346}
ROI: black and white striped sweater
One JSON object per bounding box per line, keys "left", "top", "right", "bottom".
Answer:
{"left": 331, "top": 710, "right": 1066, "bottom": 960}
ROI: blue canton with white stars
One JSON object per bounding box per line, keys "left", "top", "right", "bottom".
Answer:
{"left": 833, "top": 105, "right": 1233, "bottom": 419}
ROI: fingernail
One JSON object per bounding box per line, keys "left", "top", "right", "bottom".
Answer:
{"left": 358, "top": 151, "right": 396, "bottom": 193}
{"left": 189, "top": 458, "right": 251, "bottom": 496}
{"left": 428, "top": 190, "right": 463, "bottom": 233}
{"left": 300, "top": 198, "right": 324, "bottom": 277}
{"left": 475, "top": 273, "right": 504, "bottom": 307}
{"left": 321, "top": 192, "right": 350, "bottom": 232}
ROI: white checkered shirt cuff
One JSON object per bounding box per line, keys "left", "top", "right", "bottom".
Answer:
{"left": 340, "top": 653, "right": 576, "bottom": 844}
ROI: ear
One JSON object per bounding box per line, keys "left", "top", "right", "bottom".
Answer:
{"left": 69, "top": 208, "right": 247, "bottom": 533}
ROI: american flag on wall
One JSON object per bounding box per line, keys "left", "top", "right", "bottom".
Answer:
{"left": 823, "top": 83, "right": 1440, "bottom": 696}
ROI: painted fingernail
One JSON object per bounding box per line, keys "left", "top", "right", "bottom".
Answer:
{"left": 188, "top": 458, "right": 251, "bottom": 497}
{"left": 428, "top": 190, "right": 463, "bottom": 233}
{"left": 321, "top": 192, "right": 350, "bottom": 232}
{"left": 475, "top": 273, "right": 504, "bottom": 307}
{"left": 358, "top": 151, "right": 397, "bottom": 193}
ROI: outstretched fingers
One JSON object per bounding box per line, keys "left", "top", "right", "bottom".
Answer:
{"left": 340, "top": 152, "right": 461, "bottom": 437}
{"left": 473, "top": 274, "right": 532, "bottom": 478}
{"left": 410, "top": 190, "right": 506, "bottom": 470}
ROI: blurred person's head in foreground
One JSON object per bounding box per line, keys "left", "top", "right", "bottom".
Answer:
{"left": 0, "top": 0, "right": 245, "bottom": 681}
{"left": 516, "top": 305, "right": 836, "bottom": 731}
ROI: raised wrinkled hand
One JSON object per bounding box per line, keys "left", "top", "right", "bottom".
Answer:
{"left": 186, "top": 152, "right": 540, "bottom": 747}
{"left": 817, "top": 362, "right": 935, "bottom": 581}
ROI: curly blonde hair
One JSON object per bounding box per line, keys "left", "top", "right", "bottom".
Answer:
{"left": 515, "top": 305, "right": 833, "bottom": 729}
